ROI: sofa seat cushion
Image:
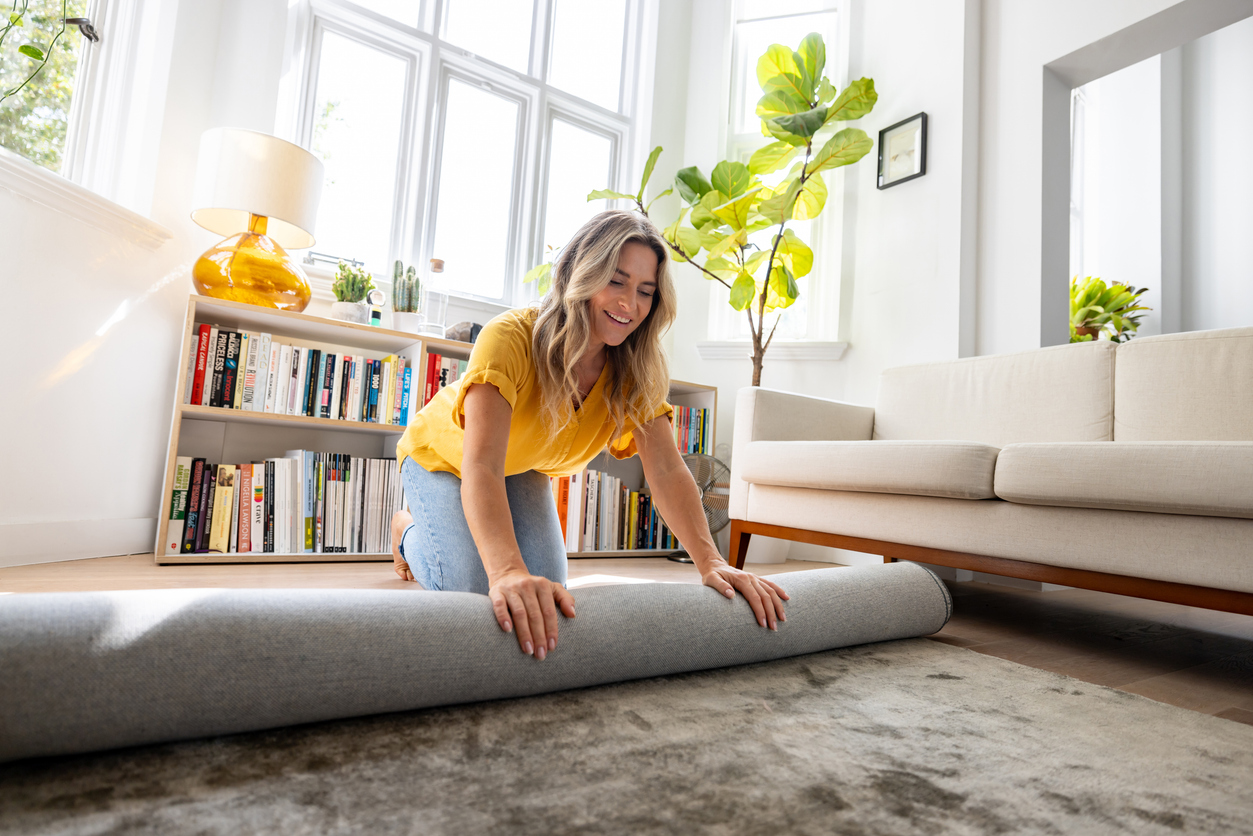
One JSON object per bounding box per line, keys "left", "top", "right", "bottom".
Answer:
{"left": 737, "top": 440, "right": 1000, "bottom": 500}
{"left": 995, "top": 442, "right": 1253, "bottom": 519}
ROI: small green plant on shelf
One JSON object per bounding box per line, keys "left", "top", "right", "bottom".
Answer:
{"left": 1070, "top": 276, "right": 1151, "bottom": 343}
{"left": 392, "top": 260, "right": 420, "bottom": 313}
{"left": 332, "top": 261, "right": 375, "bottom": 303}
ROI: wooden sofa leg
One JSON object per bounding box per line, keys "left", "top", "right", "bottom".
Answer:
{"left": 729, "top": 520, "right": 751, "bottom": 570}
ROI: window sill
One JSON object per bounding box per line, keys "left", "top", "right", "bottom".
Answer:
{"left": 695, "top": 340, "right": 849, "bottom": 361}
{"left": 303, "top": 262, "right": 513, "bottom": 321}
{"left": 0, "top": 148, "right": 172, "bottom": 252}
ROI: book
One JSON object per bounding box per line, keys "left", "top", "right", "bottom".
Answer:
{"left": 207, "top": 464, "right": 233, "bottom": 552}
{"left": 399, "top": 363, "right": 412, "bottom": 426}
{"left": 180, "top": 458, "right": 207, "bottom": 553}
{"left": 220, "top": 331, "right": 241, "bottom": 409}
{"left": 241, "top": 331, "right": 259, "bottom": 410}
{"left": 166, "top": 456, "right": 193, "bottom": 555}
{"left": 368, "top": 360, "right": 381, "bottom": 422}
{"left": 236, "top": 464, "right": 252, "bottom": 553}
{"left": 182, "top": 336, "right": 197, "bottom": 405}
{"left": 231, "top": 332, "right": 247, "bottom": 410}
{"left": 320, "top": 353, "right": 336, "bottom": 419}
{"left": 251, "top": 463, "right": 265, "bottom": 553}
{"left": 190, "top": 324, "right": 212, "bottom": 405}
{"left": 198, "top": 464, "right": 217, "bottom": 551}
{"left": 207, "top": 328, "right": 226, "bottom": 407}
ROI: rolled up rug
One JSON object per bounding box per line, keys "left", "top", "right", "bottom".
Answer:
{"left": 0, "top": 562, "right": 950, "bottom": 763}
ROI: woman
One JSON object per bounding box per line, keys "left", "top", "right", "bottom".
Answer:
{"left": 390, "top": 210, "right": 788, "bottom": 660}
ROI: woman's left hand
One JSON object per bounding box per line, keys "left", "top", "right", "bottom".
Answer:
{"left": 701, "top": 562, "right": 790, "bottom": 630}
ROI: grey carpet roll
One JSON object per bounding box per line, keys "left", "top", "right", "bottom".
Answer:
{"left": 0, "top": 563, "right": 950, "bottom": 763}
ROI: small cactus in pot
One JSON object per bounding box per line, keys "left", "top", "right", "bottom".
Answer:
{"left": 392, "top": 260, "right": 421, "bottom": 313}
{"left": 391, "top": 260, "right": 424, "bottom": 333}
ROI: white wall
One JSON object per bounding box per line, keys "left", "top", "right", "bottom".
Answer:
{"left": 0, "top": 0, "right": 296, "bottom": 568}
{"left": 976, "top": 0, "right": 1183, "bottom": 356}
{"left": 1181, "top": 14, "right": 1253, "bottom": 331}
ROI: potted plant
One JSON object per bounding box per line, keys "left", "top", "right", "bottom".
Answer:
{"left": 391, "top": 260, "right": 422, "bottom": 333}
{"left": 1070, "top": 276, "right": 1151, "bottom": 343}
{"left": 330, "top": 261, "right": 374, "bottom": 324}
{"left": 525, "top": 32, "right": 877, "bottom": 387}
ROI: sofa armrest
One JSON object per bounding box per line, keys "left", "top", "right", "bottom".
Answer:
{"left": 730, "top": 388, "right": 875, "bottom": 521}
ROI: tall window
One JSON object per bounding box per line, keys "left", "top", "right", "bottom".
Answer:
{"left": 0, "top": 0, "right": 90, "bottom": 172}
{"left": 290, "top": 0, "right": 643, "bottom": 306}
{"left": 714, "top": 0, "right": 842, "bottom": 342}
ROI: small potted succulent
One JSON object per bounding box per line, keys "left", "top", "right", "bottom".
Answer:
{"left": 330, "top": 261, "right": 375, "bottom": 324}
{"left": 391, "top": 260, "right": 422, "bottom": 333}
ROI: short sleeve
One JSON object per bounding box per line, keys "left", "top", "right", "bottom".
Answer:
{"left": 608, "top": 400, "right": 675, "bottom": 460}
{"left": 451, "top": 312, "right": 531, "bottom": 428}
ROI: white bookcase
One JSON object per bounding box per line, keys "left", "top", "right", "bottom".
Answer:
{"left": 154, "top": 297, "right": 473, "bottom": 565}
{"left": 155, "top": 296, "right": 718, "bottom": 565}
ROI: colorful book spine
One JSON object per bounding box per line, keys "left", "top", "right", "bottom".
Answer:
{"left": 166, "top": 457, "right": 193, "bottom": 555}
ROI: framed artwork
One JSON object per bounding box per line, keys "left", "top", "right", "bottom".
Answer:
{"left": 877, "top": 112, "right": 927, "bottom": 189}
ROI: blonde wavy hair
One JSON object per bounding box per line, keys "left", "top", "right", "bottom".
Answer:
{"left": 532, "top": 210, "right": 676, "bottom": 443}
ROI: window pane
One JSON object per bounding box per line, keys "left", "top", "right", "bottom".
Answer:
{"left": 542, "top": 119, "right": 613, "bottom": 251}
{"left": 548, "top": 0, "right": 626, "bottom": 111}
{"left": 0, "top": 0, "right": 89, "bottom": 172}
{"left": 430, "top": 79, "right": 520, "bottom": 299}
{"left": 310, "top": 31, "right": 408, "bottom": 273}
{"left": 733, "top": 11, "right": 836, "bottom": 133}
{"left": 350, "top": 0, "right": 419, "bottom": 27}
{"left": 443, "top": 0, "right": 533, "bottom": 73}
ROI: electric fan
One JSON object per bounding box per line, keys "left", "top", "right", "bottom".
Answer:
{"left": 667, "top": 453, "right": 731, "bottom": 563}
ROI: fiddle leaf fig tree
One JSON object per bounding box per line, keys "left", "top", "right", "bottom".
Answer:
{"left": 525, "top": 32, "right": 877, "bottom": 386}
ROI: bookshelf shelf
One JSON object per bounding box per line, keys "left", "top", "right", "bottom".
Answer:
{"left": 180, "top": 404, "right": 407, "bottom": 435}
{"left": 568, "top": 550, "right": 683, "bottom": 559}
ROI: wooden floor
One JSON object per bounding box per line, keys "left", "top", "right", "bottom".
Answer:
{"left": 3, "top": 554, "right": 1251, "bottom": 726}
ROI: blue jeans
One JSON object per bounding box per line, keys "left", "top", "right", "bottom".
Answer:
{"left": 399, "top": 457, "right": 568, "bottom": 593}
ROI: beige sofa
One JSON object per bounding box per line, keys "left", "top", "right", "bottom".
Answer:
{"left": 728, "top": 326, "right": 1253, "bottom": 614}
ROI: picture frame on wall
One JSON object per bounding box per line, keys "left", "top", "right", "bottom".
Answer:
{"left": 877, "top": 112, "right": 927, "bottom": 189}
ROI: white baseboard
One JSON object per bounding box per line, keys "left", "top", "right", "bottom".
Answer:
{"left": 0, "top": 518, "right": 156, "bottom": 569}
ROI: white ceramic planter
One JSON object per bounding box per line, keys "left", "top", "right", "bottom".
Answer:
{"left": 330, "top": 301, "right": 371, "bottom": 324}
{"left": 745, "top": 535, "right": 790, "bottom": 564}
{"left": 391, "top": 311, "right": 423, "bottom": 333}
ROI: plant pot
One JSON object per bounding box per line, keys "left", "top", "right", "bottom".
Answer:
{"left": 330, "top": 301, "right": 371, "bottom": 324}
{"left": 745, "top": 536, "right": 790, "bottom": 564}
{"left": 391, "top": 311, "right": 423, "bottom": 334}
{"left": 1074, "top": 325, "right": 1102, "bottom": 340}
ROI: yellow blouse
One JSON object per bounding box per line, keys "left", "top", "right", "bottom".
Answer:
{"left": 397, "top": 308, "right": 673, "bottom": 479}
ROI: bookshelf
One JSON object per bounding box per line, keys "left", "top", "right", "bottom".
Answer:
{"left": 155, "top": 297, "right": 718, "bottom": 565}
{"left": 154, "top": 296, "right": 473, "bottom": 565}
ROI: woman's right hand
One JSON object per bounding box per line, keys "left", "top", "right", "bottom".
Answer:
{"left": 488, "top": 570, "right": 577, "bottom": 660}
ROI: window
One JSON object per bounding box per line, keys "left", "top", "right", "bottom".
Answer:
{"left": 287, "top": 0, "right": 646, "bottom": 306}
{"left": 712, "top": 0, "right": 844, "bottom": 342}
{"left": 0, "top": 0, "right": 91, "bottom": 173}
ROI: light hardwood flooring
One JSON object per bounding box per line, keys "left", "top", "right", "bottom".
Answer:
{"left": 2, "top": 554, "right": 1250, "bottom": 726}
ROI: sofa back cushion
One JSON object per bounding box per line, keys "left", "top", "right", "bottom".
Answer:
{"left": 1115, "top": 326, "right": 1253, "bottom": 441}
{"left": 873, "top": 341, "right": 1116, "bottom": 446}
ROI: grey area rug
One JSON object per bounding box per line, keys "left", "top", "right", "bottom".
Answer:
{"left": 2, "top": 638, "right": 1250, "bottom": 836}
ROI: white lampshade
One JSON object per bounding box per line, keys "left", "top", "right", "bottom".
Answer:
{"left": 191, "top": 127, "right": 324, "bottom": 250}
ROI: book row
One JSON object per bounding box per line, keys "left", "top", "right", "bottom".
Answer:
{"left": 166, "top": 452, "right": 404, "bottom": 556}
{"left": 551, "top": 470, "right": 678, "bottom": 554}
{"left": 672, "top": 405, "right": 710, "bottom": 455}
{"left": 421, "top": 352, "right": 468, "bottom": 408}
{"left": 182, "top": 323, "right": 414, "bottom": 426}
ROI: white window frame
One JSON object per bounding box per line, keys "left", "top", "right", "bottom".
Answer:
{"left": 0, "top": 0, "right": 176, "bottom": 246}
{"left": 278, "top": 0, "right": 650, "bottom": 308}
{"left": 707, "top": 0, "right": 848, "bottom": 344}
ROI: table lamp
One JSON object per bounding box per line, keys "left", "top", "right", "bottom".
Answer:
{"left": 190, "top": 128, "right": 324, "bottom": 311}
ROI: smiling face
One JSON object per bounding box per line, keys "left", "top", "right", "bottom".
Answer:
{"left": 586, "top": 240, "right": 658, "bottom": 351}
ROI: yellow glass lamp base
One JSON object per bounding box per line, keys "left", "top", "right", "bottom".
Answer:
{"left": 191, "top": 214, "right": 312, "bottom": 312}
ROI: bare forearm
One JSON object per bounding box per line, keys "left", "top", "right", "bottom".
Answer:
{"left": 461, "top": 464, "right": 527, "bottom": 583}
{"left": 648, "top": 462, "right": 724, "bottom": 572}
